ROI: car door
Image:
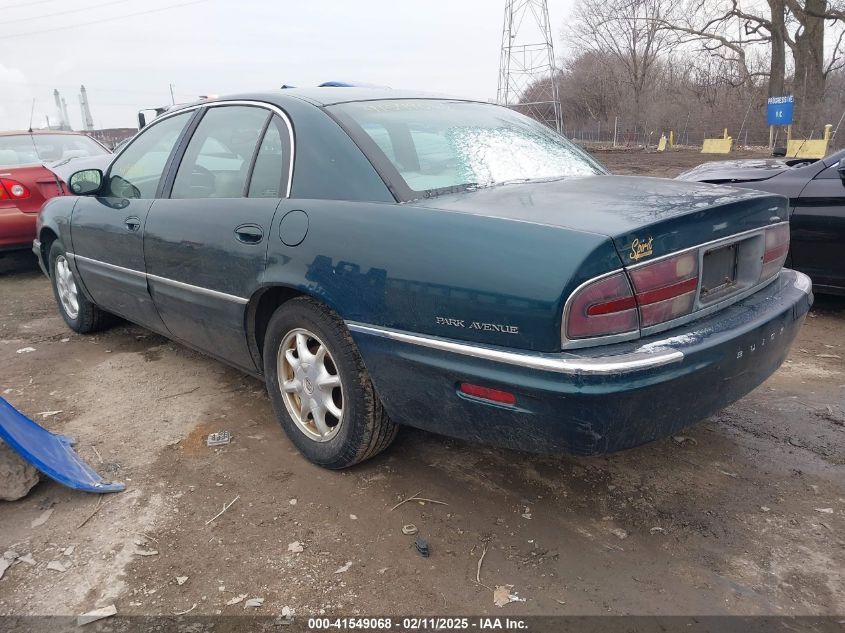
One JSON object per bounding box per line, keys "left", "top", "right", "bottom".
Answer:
{"left": 70, "top": 110, "right": 195, "bottom": 331}
{"left": 790, "top": 157, "right": 845, "bottom": 292}
{"left": 143, "top": 103, "right": 291, "bottom": 371}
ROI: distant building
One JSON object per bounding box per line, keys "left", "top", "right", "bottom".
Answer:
{"left": 87, "top": 128, "right": 136, "bottom": 150}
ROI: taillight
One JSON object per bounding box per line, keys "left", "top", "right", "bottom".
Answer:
{"left": 761, "top": 224, "right": 789, "bottom": 280}
{"left": 566, "top": 272, "right": 638, "bottom": 339}
{"left": 566, "top": 253, "right": 700, "bottom": 340}
{"left": 0, "top": 179, "right": 30, "bottom": 200}
{"left": 628, "top": 252, "right": 699, "bottom": 327}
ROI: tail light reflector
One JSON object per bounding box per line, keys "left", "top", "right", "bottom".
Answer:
{"left": 761, "top": 224, "right": 789, "bottom": 280}
{"left": 628, "top": 252, "right": 699, "bottom": 327}
{"left": 459, "top": 383, "right": 516, "bottom": 405}
{"left": 0, "top": 179, "right": 30, "bottom": 200}
{"left": 566, "top": 272, "right": 638, "bottom": 339}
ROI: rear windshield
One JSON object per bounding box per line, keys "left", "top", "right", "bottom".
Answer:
{"left": 0, "top": 134, "right": 107, "bottom": 167}
{"left": 328, "top": 99, "right": 605, "bottom": 198}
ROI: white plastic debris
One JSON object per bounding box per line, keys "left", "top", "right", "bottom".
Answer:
{"left": 815, "top": 507, "right": 834, "bottom": 514}
{"left": 493, "top": 585, "right": 526, "bottom": 607}
{"left": 226, "top": 594, "right": 247, "bottom": 606}
{"left": 176, "top": 576, "right": 188, "bottom": 585}
{"left": 15, "top": 347, "right": 36, "bottom": 354}
{"left": 0, "top": 551, "right": 19, "bottom": 580}
{"left": 38, "top": 411, "right": 62, "bottom": 418}
{"left": 334, "top": 561, "right": 352, "bottom": 574}
{"left": 206, "top": 431, "right": 231, "bottom": 447}
{"left": 244, "top": 598, "right": 264, "bottom": 608}
{"left": 77, "top": 604, "right": 117, "bottom": 626}
{"left": 287, "top": 541, "right": 304, "bottom": 553}
{"left": 31, "top": 508, "right": 54, "bottom": 528}
{"left": 134, "top": 549, "right": 159, "bottom": 556}
{"left": 289, "top": 498, "right": 297, "bottom": 505}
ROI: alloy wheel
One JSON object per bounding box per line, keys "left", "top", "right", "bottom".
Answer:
{"left": 277, "top": 328, "right": 344, "bottom": 442}
{"left": 55, "top": 255, "right": 79, "bottom": 320}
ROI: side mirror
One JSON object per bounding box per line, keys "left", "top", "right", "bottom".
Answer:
{"left": 68, "top": 169, "right": 103, "bottom": 196}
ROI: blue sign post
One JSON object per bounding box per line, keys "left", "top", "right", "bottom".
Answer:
{"left": 767, "top": 96, "right": 794, "bottom": 125}
{"left": 767, "top": 95, "right": 794, "bottom": 152}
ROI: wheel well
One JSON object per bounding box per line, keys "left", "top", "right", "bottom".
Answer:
{"left": 39, "top": 228, "right": 58, "bottom": 275}
{"left": 249, "top": 286, "right": 306, "bottom": 364}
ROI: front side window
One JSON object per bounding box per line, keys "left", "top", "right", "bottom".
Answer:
{"left": 104, "top": 112, "right": 192, "bottom": 199}
{"left": 171, "top": 106, "right": 269, "bottom": 199}
{"left": 328, "top": 99, "right": 606, "bottom": 198}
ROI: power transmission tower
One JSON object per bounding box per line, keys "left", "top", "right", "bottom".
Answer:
{"left": 497, "top": 0, "right": 562, "bottom": 133}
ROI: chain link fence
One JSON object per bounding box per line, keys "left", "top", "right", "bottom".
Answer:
{"left": 563, "top": 119, "right": 843, "bottom": 152}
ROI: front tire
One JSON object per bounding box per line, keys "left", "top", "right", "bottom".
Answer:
{"left": 263, "top": 297, "right": 398, "bottom": 469}
{"left": 48, "top": 241, "right": 112, "bottom": 333}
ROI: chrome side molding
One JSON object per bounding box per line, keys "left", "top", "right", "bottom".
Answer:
{"left": 68, "top": 252, "right": 249, "bottom": 305}
{"left": 346, "top": 322, "right": 684, "bottom": 376}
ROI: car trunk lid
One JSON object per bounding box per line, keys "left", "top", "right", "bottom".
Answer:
{"left": 413, "top": 175, "right": 788, "bottom": 262}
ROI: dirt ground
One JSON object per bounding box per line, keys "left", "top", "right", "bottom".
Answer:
{"left": 0, "top": 149, "right": 842, "bottom": 620}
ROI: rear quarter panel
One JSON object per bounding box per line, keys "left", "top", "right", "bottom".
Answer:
{"left": 262, "top": 200, "right": 622, "bottom": 352}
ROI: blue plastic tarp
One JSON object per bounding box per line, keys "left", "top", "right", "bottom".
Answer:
{"left": 0, "top": 397, "right": 125, "bottom": 494}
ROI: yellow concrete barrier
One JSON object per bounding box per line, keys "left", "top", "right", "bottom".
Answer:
{"left": 786, "top": 125, "right": 832, "bottom": 159}
{"left": 702, "top": 128, "right": 733, "bottom": 154}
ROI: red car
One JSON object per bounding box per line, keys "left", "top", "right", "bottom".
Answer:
{"left": 0, "top": 130, "right": 110, "bottom": 252}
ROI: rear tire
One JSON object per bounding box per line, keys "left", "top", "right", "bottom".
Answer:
{"left": 48, "top": 241, "right": 113, "bottom": 333}
{"left": 263, "top": 297, "right": 398, "bottom": 469}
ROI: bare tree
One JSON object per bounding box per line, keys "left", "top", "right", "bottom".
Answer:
{"left": 565, "top": 0, "right": 677, "bottom": 131}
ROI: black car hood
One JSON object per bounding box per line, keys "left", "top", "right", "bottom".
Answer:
{"left": 676, "top": 158, "right": 818, "bottom": 183}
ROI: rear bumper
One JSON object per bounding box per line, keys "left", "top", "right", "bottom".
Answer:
{"left": 348, "top": 269, "right": 813, "bottom": 455}
{"left": 0, "top": 205, "right": 37, "bottom": 251}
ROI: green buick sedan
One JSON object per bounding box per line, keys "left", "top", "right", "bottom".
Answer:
{"left": 34, "top": 87, "right": 812, "bottom": 468}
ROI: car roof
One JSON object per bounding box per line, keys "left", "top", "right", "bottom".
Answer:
{"left": 182, "top": 87, "right": 487, "bottom": 110}
{"left": 277, "top": 87, "right": 480, "bottom": 106}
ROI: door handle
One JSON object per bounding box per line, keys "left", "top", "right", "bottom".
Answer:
{"left": 124, "top": 216, "right": 141, "bottom": 231}
{"left": 234, "top": 224, "right": 264, "bottom": 245}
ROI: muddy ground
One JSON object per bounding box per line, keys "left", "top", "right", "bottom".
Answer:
{"left": 0, "top": 149, "right": 842, "bottom": 619}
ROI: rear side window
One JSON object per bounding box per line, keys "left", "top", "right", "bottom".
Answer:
{"left": 0, "top": 134, "right": 107, "bottom": 167}
{"left": 104, "top": 111, "right": 191, "bottom": 199}
{"left": 172, "top": 106, "right": 269, "bottom": 199}
{"left": 248, "top": 117, "right": 288, "bottom": 198}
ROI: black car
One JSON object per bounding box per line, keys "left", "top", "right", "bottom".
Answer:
{"left": 678, "top": 148, "right": 845, "bottom": 295}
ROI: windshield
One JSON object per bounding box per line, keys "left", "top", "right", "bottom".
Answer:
{"left": 328, "top": 99, "right": 606, "bottom": 198}
{"left": 0, "top": 134, "right": 107, "bottom": 167}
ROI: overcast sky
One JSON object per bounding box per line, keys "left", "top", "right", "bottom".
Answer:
{"left": 0, "top": 0, "right": 576, "bottom": 131}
